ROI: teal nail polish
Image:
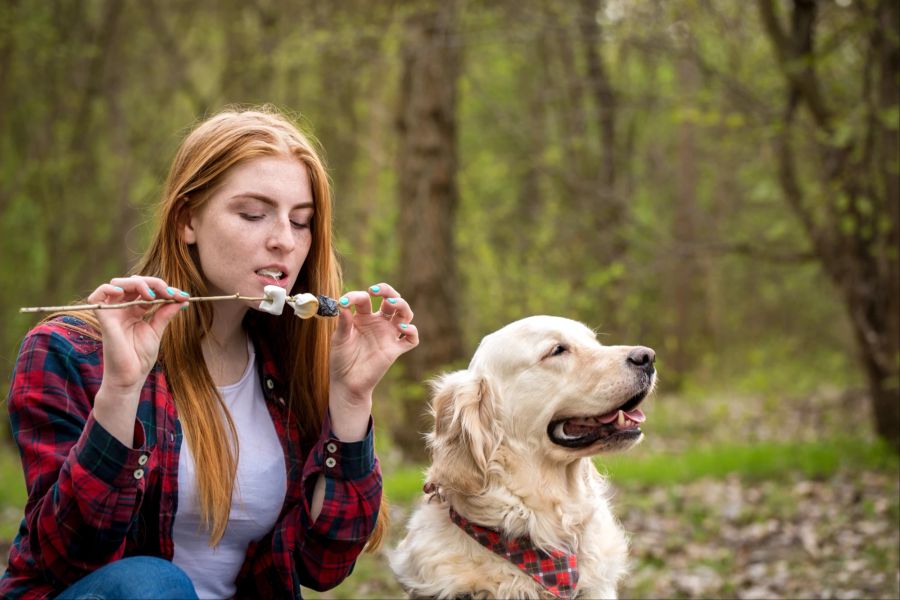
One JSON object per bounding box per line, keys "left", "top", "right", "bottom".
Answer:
{"left": 370, "top": 285, "right": 381, "bottom": 293}
{"left": 113, "top": 286, "right": 124, "bottom": 292}
{"left": 180, "top": 304, "right": 189, "bottom": 311}
{"left": 179, "top": 290, "right": 190, "bottom": 297}
{"left": 400, "top": 323, "right": 408, "bottom": 330}
{"left": 339, "top": 297, "right": 350, "bottom": 306}
{"left": 148, "top": 289, "right": 156, "bottom": 298}
{"left": 387, "top": 298, "right": 398, "bottom": 304}
{"left": 166, "top": 287, "right": 175, "bottom": 296}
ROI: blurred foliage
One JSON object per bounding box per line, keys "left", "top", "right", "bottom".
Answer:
{"left": 3, "top": 0, "right": 894, "bottom": 447}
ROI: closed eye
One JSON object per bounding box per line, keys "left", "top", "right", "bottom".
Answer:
{"left": 291, "top": 220, "right": 311, "bottom": 230}
{"left": 240, "top": 213, "right": 264, "bottom": 222}
{"left": 546, "top": 344, "right": 569, "bottom": 358}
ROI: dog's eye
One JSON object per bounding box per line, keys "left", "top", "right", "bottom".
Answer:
{"left": 548, "top": 344, "right": 569, "bottom": 357}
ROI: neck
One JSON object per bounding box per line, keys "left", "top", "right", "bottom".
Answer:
{"left": 208, "top": 300, "right": 250, "bottom": 345}
{"left": 201, "top": 304, "right": 251, "bottom": 386}
{"left": 449, "top": 450, "right": 595, "bottom": 552}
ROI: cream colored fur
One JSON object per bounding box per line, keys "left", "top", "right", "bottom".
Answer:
{"left": 390, "top": 316, "right": 656, "bottom": 599}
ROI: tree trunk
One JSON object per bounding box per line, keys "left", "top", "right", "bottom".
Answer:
{"left": 758, "top": 0, "right": 900, "bottom": 449}
{"left": 668, "top": 56, "right": 701, "bottom": 389}
{"left": 393, "top": 0, "right": 463, "bottom": 461}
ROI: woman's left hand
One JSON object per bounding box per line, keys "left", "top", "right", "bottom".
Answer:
{"left": 328, "top": 283, "right": 419, "bottom": 440}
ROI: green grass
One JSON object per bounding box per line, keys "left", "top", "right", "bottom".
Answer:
{"left": 382, "top": 438, "right": 898, "bottom": 502}
{"left": 595, "top": 437, "right": 898, "bottom": 484}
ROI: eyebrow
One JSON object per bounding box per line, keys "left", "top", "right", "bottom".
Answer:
{"left": 232, "top": 193, "right": 313, "bottom": 211}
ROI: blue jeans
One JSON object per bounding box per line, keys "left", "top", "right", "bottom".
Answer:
{"left": 56, "top": 556, "right": 198, "bottom": 600}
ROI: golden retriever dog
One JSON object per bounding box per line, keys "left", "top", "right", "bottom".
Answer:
{"left": 389, "top": 316, "right": 656, "bottom": 599}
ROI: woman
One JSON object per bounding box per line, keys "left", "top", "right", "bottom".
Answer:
{"left": 1, "top": 106, "right": 418, "bottom": 599}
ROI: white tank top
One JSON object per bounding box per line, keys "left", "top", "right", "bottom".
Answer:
{"left": 172, "top": 341, "right": 288, "bottom": 599}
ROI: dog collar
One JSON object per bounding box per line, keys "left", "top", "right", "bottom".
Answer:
{"left": 448, "top": 507, "right": 579, "bottom": 599}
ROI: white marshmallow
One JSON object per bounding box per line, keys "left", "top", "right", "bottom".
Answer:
{"left": 287, "top": 293, "right": 319, "bottom": 319}
{"left": 259, "top": 285, "right": 287, "bottom": 315}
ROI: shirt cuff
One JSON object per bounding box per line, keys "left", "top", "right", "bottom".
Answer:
{"left": 320, "top": 413, "right": 376, "bottom": 481}
{"left": 75, "top": 413, "right": 151, "bottom": 487}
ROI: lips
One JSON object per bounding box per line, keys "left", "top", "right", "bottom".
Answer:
{"left": 256, "top": 267, "right": 288, "bottom": 287}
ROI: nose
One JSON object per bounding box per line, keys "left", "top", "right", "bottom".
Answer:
{"left": 267, "top": 218, "right": 296, "bottom": 252}
{"left": 627, "top": 346, "right": 656, "bottom": 374}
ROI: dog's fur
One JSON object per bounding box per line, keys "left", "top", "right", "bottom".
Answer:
{"left": 389, "top": 316, "right": 657, "bottom": 599}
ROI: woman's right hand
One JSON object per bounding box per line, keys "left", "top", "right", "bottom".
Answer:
{"left": 89, "top": 276, "right": 188, "bottom": 446}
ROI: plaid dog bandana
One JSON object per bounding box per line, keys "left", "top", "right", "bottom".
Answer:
{"left": 448, "top": 508, "right": 579, "bottom": 599}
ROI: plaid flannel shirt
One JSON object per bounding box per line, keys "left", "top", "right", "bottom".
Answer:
{"left": 1, "top": 316, "right": 381, "bottom": 599}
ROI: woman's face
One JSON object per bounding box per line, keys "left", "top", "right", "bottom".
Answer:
{"left": 183, "top": 155, "right": 314, "bottom": 305}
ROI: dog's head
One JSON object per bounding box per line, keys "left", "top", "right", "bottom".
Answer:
{"left": 426, "top": 315, "right": 656, "bottom": 495}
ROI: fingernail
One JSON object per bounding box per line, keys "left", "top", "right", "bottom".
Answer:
{"left": 180, "top": 304, "right": 189, "bottom": 311}
{"left": 369, "top": 285, "right": 381, "bottom": 294}
{"left": 179, "top": 290, "right": 190, "bottom": 297}
{"left": 387, "top": 298, "right": 398, "bottom": 304}
{"left": 339, "top": 297, "right": 350, "bottom": 306}
{"left": 113, "top": 286, "right": 124, "bottom": 292}
{"left": 166, "top": 287, "right": 175, "bottom": 296}
{"left": 148, "top": 289, "right": 156, "bottom": 298}
{"left": 400, "top": 323, "right": 408, "bottom": 330}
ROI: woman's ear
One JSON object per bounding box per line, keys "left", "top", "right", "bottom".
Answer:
{"left": 178, "top": 197, "right": 197, "bottom": 245}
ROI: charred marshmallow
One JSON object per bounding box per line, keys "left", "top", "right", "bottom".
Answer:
{"left": 259, "top": 285, "right": 287, "bottom": 315}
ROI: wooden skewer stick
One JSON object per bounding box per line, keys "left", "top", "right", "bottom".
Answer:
{"left": 20, "top": 293, "right": 267, "bottom": 314}
{"left": 19, "top": 291, "right": 342, "bottom": 319}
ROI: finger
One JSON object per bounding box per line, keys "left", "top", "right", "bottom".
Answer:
{"left": 339, "top": 290, "right": 375, "bottom": 315}
{"left": 87, "top": 283, "right": 128, "bottom": 304}
{"left": 147, "top": 299, "right": 189, "bottom": 338}
{"left": 333, "top": 300, "right": 354, "bottom": 343}
{"left": 132, "top": 275, "right": 182, "bottom": 300}
{"left": 394, "top": 322, "right": 419, "bottom": 349}
{"left": 114, "top": 276, "right": 187, "bottom": 303}
{"left": 379, "top": 295, "right": 414, "bottom": 324}
{"left": 107, "top": 276, "right": 162, "bottom": 301}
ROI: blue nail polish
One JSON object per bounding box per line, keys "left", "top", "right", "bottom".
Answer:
{"left": 339, "top": 297, "right": 350, "bottom": 306}
{"left": 166, "top": 287, "right": 175, "bottom": 296}
{"left": 179, "top": 290, "right": 190, "bottom": 297}
{"left": 388, "top": 298, "right": 398, "bottom": 304}
{"left": 113, "top": 286, "right": 124, "bottom": 292}
{"left": 148, "top": 289, "right": 156, "bottom": 298}
{"left": 370, "top": 285, "right": 381, "bottom": 294}
{"left": 400, "top": 323, "right": 408, "bottom": 330}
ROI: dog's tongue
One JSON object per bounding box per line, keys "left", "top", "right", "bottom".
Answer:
{"left": 598, "top": 408, "right": 646, "bottom": 424}
{"left": 563, "top": 408, "right": 647, "bottom": 436}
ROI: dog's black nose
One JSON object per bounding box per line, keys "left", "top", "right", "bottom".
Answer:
{"left": 627, "top": 346, "right": 656, "bottom": 373}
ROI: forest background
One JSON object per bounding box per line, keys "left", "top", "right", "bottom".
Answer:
{"left": 0, "top": 0, "right": 897, "bottom": 598}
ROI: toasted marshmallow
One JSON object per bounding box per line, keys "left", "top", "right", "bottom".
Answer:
{"left": 288, "top": 293, "right": 319, "bottom": 319}
{"left": 259, "top": 285, "right": 287, "bottom": 315}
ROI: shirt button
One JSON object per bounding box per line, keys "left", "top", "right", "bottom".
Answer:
{"left": 133, "top": 469, "right": 145, "bottom": 480}
{"left": 326, "top": 443, "right": 337, "bottom": 454}
{"left": 169, "top": 432, "right": 175, "bottom": 443}
{"left": 325, "top": 457, "right": 336, "bottom": 468}
{"left": 138, "top": 455, "right": 148, "bottom": 465}
{"left": 265, "top": 378, "right": 275, "bottom": 390}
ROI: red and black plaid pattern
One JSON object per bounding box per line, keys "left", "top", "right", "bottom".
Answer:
{"left": 1, "top": 316, "right": 382, "bottom": 600}
{"left": 449, "top": 508, "right": 579, "bottom": 599}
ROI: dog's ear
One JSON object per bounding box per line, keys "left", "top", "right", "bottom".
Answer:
{"left": 425, "top": 370, "right": 502, "bottom": 496}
